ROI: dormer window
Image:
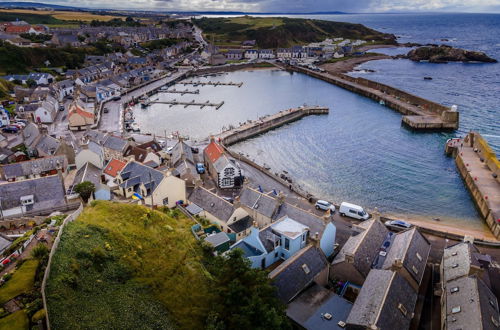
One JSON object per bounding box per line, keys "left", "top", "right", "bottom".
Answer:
{"left": 416, "top": 252, "right": 422, "bottom": 261}
{"left": 451, "top": 287, "right": 459, "bottom": 293}
{"left": 20, "top": 195, "right": 34, "bottom": 205}
{"left": 301, "top": 264, "right": 310, "bottom": 274}
{"left": 451, "top": 306, "right": 461, "bottom": 314}
{"left": 412, "top": 265, "right": 419, "bottom": 274}
{"left": 398, "top": 303, "right": 407, "bottom": 316}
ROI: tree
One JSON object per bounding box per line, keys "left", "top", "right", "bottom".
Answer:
{"left": 25, "top": 78, "right": 36, "bottom": 88}
{"left": 206, "top": 249, "right": 290, "bottom": 330}
{"left": 74, "top": 181, "right": 95, "bottom": 203}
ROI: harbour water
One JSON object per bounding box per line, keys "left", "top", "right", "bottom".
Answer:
{"left": 134, "top": 13, "right": 500, "bottom": 230}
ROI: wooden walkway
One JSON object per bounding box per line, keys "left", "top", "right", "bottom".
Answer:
{"left": 150, "top": 99, "right": 224, "bottom": 109}
{"left": 181, "top": 80, "right": 243, "bottom": 87}
{"left": 160, "top": 88, "right": 200, "bottom": 95}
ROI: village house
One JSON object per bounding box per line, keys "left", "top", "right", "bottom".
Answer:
{"left": 75, "top": 141, "right": 105, "bottom": 170}
{"left": 70, "top": 162, "right": 111, "bottom": 201}
{"left": 277, "top": 48, "right": 292, "bottom": 59}
{"left": 0, "top": 155, "right": 67, "bottom": 182}
{"left": 169, "top": 139, "right": 200, "bottom": 186}
{"left": 0, "top": 174, "right": 66, "bottom": 218}
{"left": 187, "top": 186, "right": 252, "bottom": 239}
{"left": 102, "top": 158, "right": 127, "bottom": 188}
{"left": 204, "top": 138, "right": 242, "bottom": 189}
{"left": 84, "top": 132, "right": 130, "bottom": 161}
{"left": 0, "top": 106, "right": 9, "bottom": 127}
{"left": 34, "top": 94, "right": 59, "bottom": 124}
{"left": 55, "top": 79, "right": 75, "bottom": 101}
{"left": 225, "top": 49, "right": 244, "bottom": 60}
{"left": 51, "top": 32, "right": 81, "bottom": 47}
{"left": 116, "top": 160, "right": 186, "bottom": 208}
{"left": 244, "top": 49, "right": 259, "bottom": 60}
{"left": 440, "top": 242, "right": 500, "bottom": 330}
{"left": 269, "top": 245, "right": 330, "bottom": 304}
{"left": 3, "top": 72, "right": 54, "bottom": 86}
{"left": 68, "top": 101, "right": 95, "bottom": 131}
{"left": 123, "top": 145, "right": 161, "bottom": 166}
{"left": 346, "top": 269, "right": 418, "bottom": 329}
{"left": 258, "top": 49, "right": 275, "bottom": 59}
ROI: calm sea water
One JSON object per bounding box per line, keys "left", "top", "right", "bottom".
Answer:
{"left": 135, "top": 14, "right": 500, "bottom": 229}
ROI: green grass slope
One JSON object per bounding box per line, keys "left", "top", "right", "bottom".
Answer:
{"left": 0, "top": 259, "right": 39, "bottom": 305}
{"left": 46, "top": 201, "right": 214, "bottom": 330}
{"left": 194, "top": 16, "right": 397, "bottom": 48}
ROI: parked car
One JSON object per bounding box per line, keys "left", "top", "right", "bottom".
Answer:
{"left": 196, "top": 163, "right": 205, "bottom": 174}
{"left": 2, "top": 126, "right": 19, "bottom": 133}
{"left": 59, "top": 105, "right": 65, "bottom": 111}
{"left": 112, "top": 96, "right": 121, "bottom": 101}
{"left": 385, "top": 220, "right": 413, "bottom": 231}
{"left": 339, "top": 202, "right": 370, "bottom": 220}
{"left": 13, "top": 121, "right": 26, "bottom": 128}
{"left": 315, "top": 200, "right": 336, "bottom": 213}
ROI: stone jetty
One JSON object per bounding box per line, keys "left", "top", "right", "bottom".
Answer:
{"left": 446, "top": 132, "right": 500, "bottom": 239}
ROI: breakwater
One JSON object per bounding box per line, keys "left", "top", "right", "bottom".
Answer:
{"left": 276, "top": 63, "right": 459, "bottom": 131}
{"left": 446, "top": 132, "right": 500, "bottom": 239}
{"left": 217, "top": 105, "right": 329, "bottom": 145}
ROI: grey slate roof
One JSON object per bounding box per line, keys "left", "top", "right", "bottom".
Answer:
{"left": 346, "top": 269, "right": 417, "bottom": 330}
{"left": 72, "top": 162, "right": 101, "bottom": 188}
{"left": 442, "top": 242, "right": 484, "bottom": 283}
{"left": 171, "top": 140, "right": 194, "bottom": 166}
{"left": 444, "top": 275, "right": 500, "bottom": 330}
{"left": 35, "top": 135, "right": 60, "bottom": 155}
{"left": 287, "top": 284, "right": 353, "bottom": 330}
{"left": 1, "top": 155, "right": 67, "bottom": 180}
{"left": 188, "top": 187, "right": 234, "bottom": 223}
{"left": 22, "top": 123, "right": 40, "bottom": 147}
{"left": 239, "top": 186, "right": 279, "bottom": 219}
{"left": 333, "top": 219, "right": 388, "bottom": 278}
{"left": 0, "top": 175, "right": 66, "bottom": 213}
{"left": 231, "top": 240, "right": 263, "bottom": 258}
{"left": 85, "top": 131, "right": 107, "bottom": 145}
{"left": 382, "top": 227, "right": 431, "bottom": 286}
{"left": 119, "top": 161, "right": 164, "bottom": 195}
{"left": 103, "top": 135, "right": 128, "bottom": 152}
{"left": 0, "top": 234, "right": 12, "bottom": 254}
{"left": 270, "top": 245, "right": 328, "bottom": 303}
{"left": 228, "top": 215, "right": 253, "bottom": 234}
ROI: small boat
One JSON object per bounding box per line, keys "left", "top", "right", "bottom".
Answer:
{"left": 379, "top": 100, "right": 385, "bottom": 105}
{"left": 130, "top": 123, "right": 140, "bottom": 132}
{"left": 140, "top": 101, "right": 150, "bottom": 109}
{"left": 424, "top": 76, "right": 433, "bottom": 80}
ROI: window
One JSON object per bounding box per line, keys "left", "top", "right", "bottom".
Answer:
{"left": 451, "top": 287, "right": 459, "bottom": 293}
{"left": 416, "top": 252, "right": 422, "bottom": 261}
{"left": 451, "top": 306, "right": 461, "bottom": 314}
{"left": 284, "top": 238, "right": 290, "bottom": 250}
{"left": 224, "top": 167, "right": 235, "bottom": 176}
{"left": 349, "top": 209, "right": 356, "bottom": 214}
{"left": 162, "top": 198, "right": 168, "bottom": 206}
{"left": 274, "top": 252, "right": 278, "bottom": 258}
{"left": 128, "top": 188, "right": 132, "bottom": 192}
{"left": 302, "top": 264, "right": 310, "bottom": 274}
{"left": 412, "top": 265, "right": 419, "bottom": 274}
{"left": 302, "top": 233, "right": 307, "bottom": 242}
{"left": 221, "top": 177, "right": 232, "bottom": 187}
{"left": 398, "top": 303, "right": 407, "bottom": 316}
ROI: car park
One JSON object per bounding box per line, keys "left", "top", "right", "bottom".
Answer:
{"left": 315, "top": 200, "right": 336, "bottom": 213}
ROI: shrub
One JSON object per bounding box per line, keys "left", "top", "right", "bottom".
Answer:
{"left": 31, "top": 244, "right": 49, "bottom": 260}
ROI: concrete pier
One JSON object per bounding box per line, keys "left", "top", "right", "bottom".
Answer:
{"left": 276, "top": 63, "right": 459, "bottom": 131}
{"left": 150, "top": 99, "right": 224, "bottom": 110}
{"left": 218, "top": 105, "right": 329, "bottom": 145}
{"left": 446, "top": 132, "right": 500, "bottom": 239}
{"left": 182, "top": 80, "right": 243, "bottom": 87}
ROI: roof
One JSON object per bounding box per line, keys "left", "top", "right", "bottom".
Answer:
{"left": 103, "top": 158, "right": 126, "bottom": 177}
{"left": 171, "top": 139, "right": 194, "bottom": 166}
{"left": 188, "top": 186, "right": 234, "bottom": 223}
{"left": 119, "top": 161, "right": 164, "bottom": 196}
{"left": 442, "top": 242, "right": 484, "bottom": 283}
{"left": 231, "top": 240, "right": 263, "bottom": 258}
{"left": 103, "top": 135, "right": 128, "bottom": 152}
{"left": 124, "top": 145, "right": 149, "bottom": 163}
{"left": 444, "top": 275, "right": 500, "bottom": 330}
{"left": 1, "top": 155, "right": 67, "bottom": 180}
{"left": 228, "top": 215, "right": 253, "bottom": 234}
{"left": 287, "top": 284, "right": 353, "bottom": 330}
{"left": 204, "top": 140, "right": 224, "bottom": 164}
{"left": 346, "top": 269, "right": 417, "bottom": 330}
{"left": 35, "top": 135, "right": 61, "bottom": 155}
{"left": 332, "top": 219, "right": 388, "bottom": 278}
{"left": 0, "top": 175, "right": 66, "bottom": 213}
{"left": 185, "top": 203, "right": 203, "bottom": 215}
{"left": 382, "top": 227, "right": 431, "bottom": 286}
{"left": 0, "top": 234, "right": 12, "bottom": 254}
{"left": 272, "top": 216, "right": 309, "bottom": 240}
{"left": 22, "top": 123, "right": 40, "bottom": 147}
{"left": 137, "top": 140, "right": 162, "bottom": 153}
{"left": 72, "top": 162, "right": 101, "bottom": 188}
{"left": 239, "top": 186, "right": 279, "bottom": 219}
{"left": 269, "top": 245, "right": 328, "bottom": 303}
{"left": 84, "top": 131, "right": 107, "bottom": 145}
{"left": 204, "top": 232, "right": 230, "bottom": 247}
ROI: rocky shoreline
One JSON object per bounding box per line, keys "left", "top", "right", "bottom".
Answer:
{"left": 400, "top": 44, "right": 497, "bottom": 63}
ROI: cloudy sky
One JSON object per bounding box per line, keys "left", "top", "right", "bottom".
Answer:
{"left": 13, "top": 0, "right": 500, "bottom": 12}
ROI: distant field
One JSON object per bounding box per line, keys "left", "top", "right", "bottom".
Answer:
{"left": 229, "top": 16, "right": 284, "bottom": 29}
{"left": 0, "top": 9, "right": 122, "bottom": 24}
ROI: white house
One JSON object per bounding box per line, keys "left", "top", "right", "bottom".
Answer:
{"left": 56, "top": 79, "right": 75, "bottom": 101}
{"left": 34, "top": 95, "right": 58, "bottom": 124}
{"left": 204, "top": 139, "right": 242, "bottom": 189}
{"left": 276, "top": 48, "right": 292, "bottom": 59}
{"left": 0, "top": 107, "right": 10, "bottom": 127}
{"left": 245, "top": 49, "right": 259, "bottom": 60}
{"left": 258, "top": 49, "right": 275, "bottom": 59}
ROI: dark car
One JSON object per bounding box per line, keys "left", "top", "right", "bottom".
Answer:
{"left": 2, "top": 126, "right": 19, "bottom": 133}
{"left": 112, "top": 96, "right": 121, "bottom": 101}
{"left": 196, "top": 163, "right": 205, "bottom": 174}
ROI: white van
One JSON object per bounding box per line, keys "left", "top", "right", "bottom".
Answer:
{"left": 339, "top": 202, "right": 370, "bottom": 220}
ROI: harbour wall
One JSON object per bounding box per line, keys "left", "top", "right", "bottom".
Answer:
{"left": 218, "top": 106, "right": 329, "bottom": 146}
{"left": 279, "top": 64, "right": 459, "bottom": 130}
{"left": 446, "top": 133, "right": 500, "bottom": 239}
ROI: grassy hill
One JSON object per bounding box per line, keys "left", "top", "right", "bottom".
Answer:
{"left": 46, "top": 201, "right": 214, "bottom": 330}
{"left": 193, "top": 16, "right": 397, "bottom": 48}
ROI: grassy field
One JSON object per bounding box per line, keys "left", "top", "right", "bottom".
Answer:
{"left": 0, "top": 9, "right": 121, "bottom": 23}
{"left": 194, "top": 16, "right": 396, "bottom": 49}
{"left": 0, "top": 259, "right": 39, "bottom": 305}
{"left": 46, "top": 201, "right": 214, "bottom": 330}
{"left": 0, "top": 310, "right": 29, "bottom": 330}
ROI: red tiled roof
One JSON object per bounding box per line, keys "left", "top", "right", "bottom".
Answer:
{"left": 69, "top": 104, "right": 94, "bottom": 119}
{"left": 5, "top": 26, "right": 31, "bottom": 34}
{"left": 103, "top": 158, "right": 126, "bottom": 177}
{"left": 204, "top": 140, "right": 224, "bottom": 164}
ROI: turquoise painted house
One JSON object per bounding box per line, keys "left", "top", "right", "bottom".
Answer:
{"left": 231, "top": 216, "right": 336, "bottom": 269}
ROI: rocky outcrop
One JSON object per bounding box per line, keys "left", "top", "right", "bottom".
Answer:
{"left": 406, "top": 45, "right": 497, "bottom": 63}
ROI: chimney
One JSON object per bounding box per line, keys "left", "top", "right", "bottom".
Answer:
{"left": 209, "top": 135, "right": 215, "bottom": 143}
{"left": 314, "top": 232, "right": 320, "bottom": 248}
{"left": 277, "top": 191, "right": 286, "bottom": 205}
{"left": 233, "top": 195, "right": 241, "bottom": 209}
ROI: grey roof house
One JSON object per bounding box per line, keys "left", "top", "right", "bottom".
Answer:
{"left": 0, "top": 155, "right": 67, "bottom": 182}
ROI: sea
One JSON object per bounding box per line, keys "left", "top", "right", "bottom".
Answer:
{"left": 134, "top": 13, "right": 500, "bottom": 230}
